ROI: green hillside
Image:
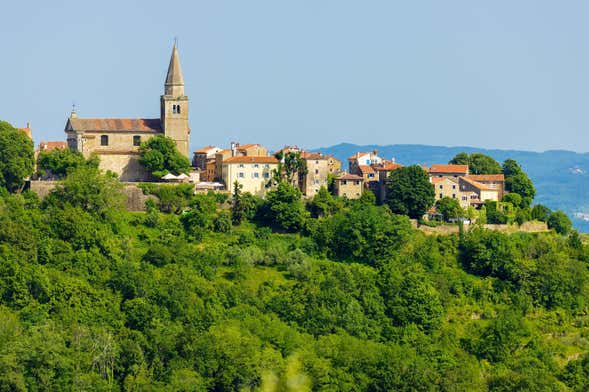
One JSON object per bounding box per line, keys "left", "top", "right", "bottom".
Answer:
{"left": 1, "top": 167, "right": 589, "bottom": 391}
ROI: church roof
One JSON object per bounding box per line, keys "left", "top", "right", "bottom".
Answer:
{"left": 67, "top": 118, "right": 162, "bottom": 132}
{"left": 165, "top": 43, "right": 184, "bottom": 87}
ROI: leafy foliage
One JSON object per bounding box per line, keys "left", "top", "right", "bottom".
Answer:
{"left": 37, "top": 148, "right": 99, "bottom": 179}
{"left": 450, "top": 152, "right": 502, "bottom": 174}
{"left": 0, "top": 121, "right": 34, "bottom": 192}
{"left": 138, "top": 135, "right": 191, "bottom": 178}
{"left": 0, "top": 162, "right": 586, "bottom": 390}
{"left": 386, "top": 165, "right": 435, "bottom": 219}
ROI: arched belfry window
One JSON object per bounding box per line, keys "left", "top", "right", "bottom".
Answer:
{"left": 177, "top": 105, "right": 181, "bottom": 114}
{"left": 172, "top": 104, "right": 177, "bottom": 113}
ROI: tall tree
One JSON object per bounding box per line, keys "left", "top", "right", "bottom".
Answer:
{"left": 502, "top": 159, "right": 535, "bottom": 207}
{"left": 449, "top": 152, "right": 502, "bottom": 174}
{"left": 0, "top": 121, "right": 34, "bottom": 192}
{"left": 386, "top": 165, "right": 435, "bottom": 219}
{"left": 37, "top": 148, "right": 99, "bottom": 179}
{"left": 139, "top": 135, "right": 191, "bottom": 177}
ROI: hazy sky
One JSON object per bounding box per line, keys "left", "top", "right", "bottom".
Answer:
{"left": 3, "top": 1, "right": 589, "bottom": 152}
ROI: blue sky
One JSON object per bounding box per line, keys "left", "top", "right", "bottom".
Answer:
{"left": 2, "top": 1, "right": 589, "bottom": 152}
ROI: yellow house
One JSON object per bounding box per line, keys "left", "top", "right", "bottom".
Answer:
{"left": 222, "top": 156, "right": 279, "bottom": 197}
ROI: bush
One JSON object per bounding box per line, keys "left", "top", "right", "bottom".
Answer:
{"left": 547, "top": 210, "right": 572, "bottom": 235}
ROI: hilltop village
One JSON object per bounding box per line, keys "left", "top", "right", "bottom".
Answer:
{"left": 22, "top": 43, "right": 513, "bottom": 223}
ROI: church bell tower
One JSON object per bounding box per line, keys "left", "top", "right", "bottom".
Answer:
{"left": 161, "top": 42, "right": 190, "bottom": 158}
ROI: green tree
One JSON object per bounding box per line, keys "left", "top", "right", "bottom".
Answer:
{"left": 37, "top": 148, "right": 99, "bottom": 179}
{"left": 503, "top": 159, "right": 535, "bottom": 207}
{"left": 44, "top": 165, "right": 125, "bottom": 221}
{"left": 0, "top": 121, "right": 34, "bottom": 192}
{"left": 449, "top": 152, "right": 502, "bottom": 174}
{"left": 308, "top": 186, "right": 340, "bottom": 218}
{"left": 139, "top": 135, "right": 191, "bottom": 177}
{"left": 386, "top": 165, "right": 435, "bottom": 219}
{"left": 531, "top": 204, "right": 552, "bottom": 222}
{"left": 547, "top": 210, "right": 572, "bottom": 235}
{"left": 273, "top": 151, "right": 307, "bottom": 186}
{"left": 231, "top": 181, "right": 245, "bottom": 225}
{"left": 435, "top": 197, "right": 462, "bottom": 222}
{"left": 263, "top": 182, "right": 308, "bottom": 232}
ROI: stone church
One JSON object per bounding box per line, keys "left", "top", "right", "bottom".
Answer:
{"left": 64, "top": 43, "right": 190, "bottom": 181}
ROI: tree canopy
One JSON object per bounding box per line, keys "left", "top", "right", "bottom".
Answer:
{"left": 139, "top": 135, "right": 191, "bottom": 178}
{"left": 386, "top": 165, "right": 435, "bottom": 219}
{"left": 0, "top": 121, "right": 34, "bottom": 192}
{"left": 37, "top": 148, "right": 99, "bottom": 179}
{"left": 449, "top": 152, "right": 502, "bottom": 174}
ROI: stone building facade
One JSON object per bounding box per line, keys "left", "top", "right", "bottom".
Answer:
{"left": 64, "top": 43, "right": 190, "bottom": 181}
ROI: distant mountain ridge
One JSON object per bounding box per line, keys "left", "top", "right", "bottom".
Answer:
{"left": 314, "top": 143, "right": 589, "bottom": 232}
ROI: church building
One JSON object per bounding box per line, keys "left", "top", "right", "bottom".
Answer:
{"left": 64, "top": 43, "right": 190, "bottom": 181}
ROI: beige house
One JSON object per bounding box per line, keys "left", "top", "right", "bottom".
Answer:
{"left": 465, "top": 174, "right": 505, "bottom": 199}
{"left": 64, "top": 43, "right": 190, "bottom": 181}
{"left": 431, "top": 177, "right": 467, "bottom": 208}
{"left": 459, "top": 177, "right": 499, "bottom": 206}
{"left": 326, "top": 155, "right": 342, "bottom": 175}
{"left": 300, "top": 152, "right": 329, "bottom": 197}
{"left": 334, "top": 173, "right": 364, "bottom": 199}
{"left": 222, "top": 156, "right": 278, "bottom": 197}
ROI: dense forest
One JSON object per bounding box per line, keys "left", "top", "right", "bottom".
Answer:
{"left": 0, "top": 120, "right": 588, "bottom": 391}
{"left": 0, "top": 168, "right": 587, "bottom": 391}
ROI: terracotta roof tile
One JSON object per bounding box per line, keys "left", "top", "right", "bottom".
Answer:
{"left": 337, "top": 173, "right": 364, "bottom": 181}
{"left": 429, "top": 164, "right": 468, "bottom": 174}
{"left": 300, "top": 151, "right": 325, "bottom": 160}
{"left": 194, "top": 145, "right": 216, "bottom": 153}
{"left": 39, "top": 141, "right": 67, "bottom": 151}
{"left": 460, "top": 176, "right": 494, "bottom": 191}
{"left": 466, "top": 174, "right": 504, "bottom": 182}
{"left": 374, "top": 162, "right": 403, "bottom": 171}
{"left": 358, "top": 165, "right": 376, "bottom": 174}
{"left": 223, "top": 156, "right": 278, "bottom": 164}
{"left": 68, "top": 118, "right": 162, "bottom": 132}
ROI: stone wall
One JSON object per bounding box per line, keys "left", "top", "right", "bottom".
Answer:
{"left": 29, "top": 181, "right": 156, "bottom": 212}
{"left": 412, "top": 220, "right": 550, "bottom": 236}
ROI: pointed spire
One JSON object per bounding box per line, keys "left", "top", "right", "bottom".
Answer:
{"left": 165, "top": 42, "right": 184, "bottom": 96}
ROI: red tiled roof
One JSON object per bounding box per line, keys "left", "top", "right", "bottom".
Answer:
{"left": 194, "top": 145, "right": 216, "bottom": 153}
{"left": 429, "top": 164, "right": 468, "bottom": 174}
{"left": 374, "top": 162, "right": 403, "bottom": 171}
{"left": 460, "top": 176, "right": 495, "bottom": 191}
{"left": 300, "top": 151, "right": 325, "bottom": 160}
{"left": 224, "top": 156, "right": 278, "bottom": 164}
{"left": 39, "top": 141, "right": 67, "bottom": 151}
{"left": 358, "top": 165, "right": 376, "bottom": 174}
{"left": 337, "top": 173, "right": 364, "bottom": 181}
{"left": 466, "top": 174, "right": 504, "bottom": 182}
{"left": 238, "top": 143, "right": 262, "bottom": 150}
{"left": 68, "top": 118, "right": 161, "bottom": 132}
{"left": 347, "top": 152, "right": 370, "bottom": 161}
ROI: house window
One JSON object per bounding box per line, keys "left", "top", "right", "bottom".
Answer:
{"left": 264, "top": 173, "right": 270, "bottom": 178}
{"left": 452, "top": 194, "right": 456, "bottom": 198}
{"left": 238, "top": 172, "right": 245, "bottom": 178}
{"left": 100, "top": 135, "right": 109, "bottom": 146}
{"left": 264, "top": 164, "right": 270, "bottom": 168}
{"left": 238, "top": 164, "right": 245, "bottom": 168}
{"left": 439, "top": 193, "right": 443, "bottom": 199}
{"left": 253, "top": 172, "right": 260, "bottom": 178}
{"left": 342, "top": 180, "right": 347, "bottom": 185}
{"left": 439, "top": 185, "right": 443, "bottom": 189}
{"left": 315, "top": 169, "right": 319, "bottom": 175}
{"left": 253, "top": 164, "right": 259, "bottom": 168}
{"left": 452, "top": 185, "right": 456, "bottom": 189}
{"left": 133, "top": 135, "right": 141, "bottom": 146}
